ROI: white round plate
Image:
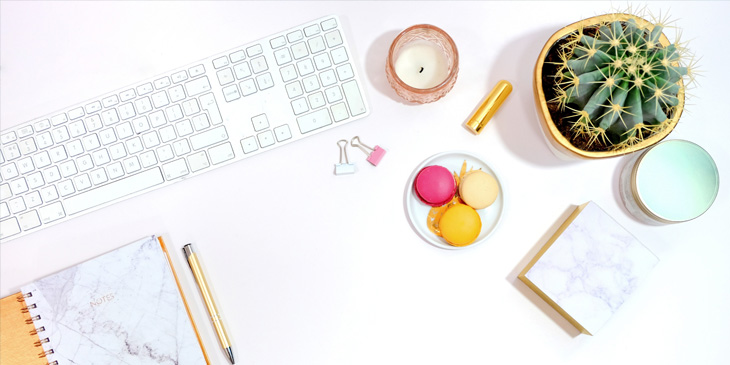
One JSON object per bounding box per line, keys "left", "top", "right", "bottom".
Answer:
{"left": 404, "top": 150, "right": 505, "bottom": 250}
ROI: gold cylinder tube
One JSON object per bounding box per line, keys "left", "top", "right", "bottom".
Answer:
{"left": 465, "top": 80, "right": 512, "bottom": 134}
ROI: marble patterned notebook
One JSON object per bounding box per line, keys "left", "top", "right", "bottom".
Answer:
{"left": 19, "top": 236, "right": 209, "bottom": 364}
{"left": 519, "top": 201, "right": 659, "bottom": 335}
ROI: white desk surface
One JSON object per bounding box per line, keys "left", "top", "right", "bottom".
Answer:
{"left": 2, "top": 1, "right": 728, "bottom": 364}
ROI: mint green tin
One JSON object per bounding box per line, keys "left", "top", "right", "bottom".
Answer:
{"left": 620, "top": 140, "right": 720, "bottom": 224}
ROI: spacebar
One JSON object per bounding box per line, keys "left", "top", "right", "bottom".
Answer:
{"left": 64, "top": 168, "right": 165, "bottom": 215}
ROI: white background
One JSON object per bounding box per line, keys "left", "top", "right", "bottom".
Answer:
{"left": 1, "top": 1, "right": 728, "bottom": 364}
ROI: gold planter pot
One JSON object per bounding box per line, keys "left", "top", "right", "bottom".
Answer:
{"left": 533, "top": 14, "right": 685, "bottom": 159}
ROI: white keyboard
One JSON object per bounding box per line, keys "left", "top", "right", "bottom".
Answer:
{"left": 0, "top": 15, "right": 369, "bottom": 242}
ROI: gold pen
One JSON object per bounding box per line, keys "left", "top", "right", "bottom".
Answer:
{"left": 183, "top": 244, "right": 235, "bottom": 364}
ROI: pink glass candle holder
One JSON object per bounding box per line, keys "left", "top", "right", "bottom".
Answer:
{"left": 385, "top": 24, "right": 459, "bottom": 104}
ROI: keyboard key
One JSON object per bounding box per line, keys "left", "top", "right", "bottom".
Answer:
{"left": 246, "top": 44, "right": 263, "bottom": 57}
{"left": 137, "top": 83, "right": 154, "bottom": 95}
{"left": 107, "top": 162, "right": 124, "bottom": 179}
{"left": 171, "top": 70, "right": 188, "bottom": 83}
{"left": 34, "top": 119, "right": 52, "bottom": 132}
{"left": 182, "top": 100, "right": 201, "bottom": 116}
{"left": 222, "top": 85, "right": 241, "bottom": 102}
{"left": 8, "top": 196, "right": 26, "bottom": 213}
{"left": 257, "top": 130, "right": 275, "bottom": 148}
{"left": 157, "top": 145, "right": 174, "bottom": 162}
{"left": 342, "top": 80, "right": 366, "bottom": 116}
{"left": 18, "top": 210, "right": 41, "bottom": 230}
{"left": 165, "top": 105, "right": 184, "bottom": 122}
{"left": 68, "top": 107, "right": 85, "bottom": 120}
{"left": 102, "top": 95, "right": 119, "bottom": 108}
{"left": 139, "top": 151, "right": 157, "bottom": 168}
{"left": 287, "top": 30, "right": 303, "bottom": 43}
{"left": 172, "top": 139, "right": 190, "bottom": 156}
{"left": 274, "top": 48, "right": 293, "bottom": 66}
{"left": 10, "top": 178, "right": 28, "bottom": 195}
{"left": 58, "top": 179, "right": 75, "bottom": 197}
{"left": 149, "top": 111, "right": 167, "bottom": 127}
{"left": 59, "top": 160, "right": 78, "bottom": 177}
{"left": 213, "top": 56, "right": 229, "bottom": 69}
{"left": 208, "top": 142, "right": 235, "bottom": 164}
{"left": 123, "top": 156, "right": 141, "bottom": 173}
{"left": 120, "top": 89, "right": 137, "bottom": 101}
{"left": 109, "top": 143, "right": 127, "bottom": 160}
{"left": 68, "top": 120, "right": 86, "bottom": 138}
{"left": 190, "top": 126, "right": 228, "bottom": 151}
{"left": 0, "top": 218, "right": 21, "bottom": 239}
{"left": 90, "top": 168, "right": 108, "bottom": 185}
{"left": 291, "top": 98, "right": 309, "bottom": 115}
{"left": 291, "top": 42, "right": 308, "bottom": 59}
{"left": 251, "top": 56, "right": 268, "bottom": 74}
{"left": 304, "top": 24, "right": 320, "bottom": 37}
{"left": 0, "top": 203, "right": 9, "bottom": 218}
{"left": 2, "top": 145, "right": 20, "bottom": 161}
{"left": 217, "top": 68, "right": 235, "bottom": 85}
{"left": 302, "top": 75, "right": 320, "bottom": 93}
{"left": 26, "top": 172, "right": 44, "bottom": 189}
{"left": 19, "top": 139, "right": 37, "bottom": 155}
{"left": 296, "top": 108, "right": 332, "bottom": 133}
{"left": 101, "top": 109, "right": 120, "bottom": 125}
{"left": 0, "top": 183, "right": 10, "bottom": 200}
{"left": 270, "top": 36, "right": 286, "bottom": 49}
{"left": 325, "top": 30, "right": 343, "bottom": 48}
{"left": 230, "top": 50, "right": 246, "bottom": 63}
{"left": 286, "top": 81, "right": 303, "bottom": 99}
{"left": 126, "top": 137, "right": 143, "bottom": 154}
{"left": 155, "top": 77, "right": 172, "bottom": 89}
{"left": 325, "top": 86, "right": 343, "bottom": 103}
{"left": 82, "top": 134, "right": 101, "bottom": 151}
{"left": 233, "top": 62, "right": 252, "bottom": 80}
{"left": 185, "top": 76, "right": 212, "bottom": 96}
{"left": 40, "top": 186, "right": 58, "bottom": 202}
{"left": 1, "top": 131, "right": 16, "bottom": 144}
{"left": 162, "top": 159, "right": 189, "bottom": 180}
{"left": 85, "top": 101, "right": 102, "bottom": 114}
{"left": 118, "top": 103, "right": 136, "bottom": 120}
{"left": 187, "top": 151, "right": 210, "bottom": 172}
{"left": 251, "top": 115, "right": 269, "bottom": 132}
{"left": 308, "top": 92, "right": 326, "bottom": 109}
{"left": 192, "top": 114, "right": 210, "bottom": 131}
{"left": 321, "top": 18, "right": 337, "bottom": 31}
{"left": 85, "top": 115, "right": 103, "bottom": 131}
{"left": 99, "top": 128, "right": 117, "bottom": 145}
{"left": 175, "top": 120, "right": 194, "bottom": 137}
{"left": 73, "top": 173, "right": 92, "bottom": 191}
{"left": 280, "top": 65, "right": 297, "bottom": 82}
{"left": 64, "top": 167, "right": 164, "bottom": 215}
{"left": 199, "top": 93, "right": 223, "bottom": 125}
{"left": 308, "top": 36, "right": 326, "bottom": 53}
{"left": 336, "top": 63, "right": 355, "bottom": 81}
{"left": 169, "top": 85, "right": 186, "bottom": 103}
{"left": 331, "top": 47, "right": 349, "bottom": 64}
{"left": 17, "top": 126, "right": 33, "bottom": 139}
{"left": 159, "top": 126, "right": 177, "bottom": 143}
{"left": 49, "top": 145, "right": 68, "bottom": 163}
{"left": 51, "top": 113, "right": 68, "bottom": 126}
{"left": 92, "top": 149, "right": 111, "bottom": 166}
{"left": 240, "top": 79, "right": 257, "bottom": 96}
{"left": 36, "top": 132, "right": 53, "bottom": 149}
{"left": 255, "top": 73, "right": 274, "bottom": 90}
{"left": 42, "top": 166, "right": 61, "bottom": 183}
{"left": 241, "top": 136, "right": 258, "bottom": 154}
{"left": 296, "top": 59, "right": 315, "bottom": 76}
{"left": 39, "top": 201, "right": 66, "bottom": 223}
{"left": 52, "top": 126, "right": 70, "bottom": 143}
{"left": 189, "top": 64, "right": 206, "bottom": 77}
{"left": 77, "top": 154, "right": 93, "bottom": 172}
{"left": 274, "top": 125, "right": 292, "bottom": 142}
{"left": 331, "top": 102, "right": 349, "bottom": 122}
{"left": 135, "top": 97, "right": 153, "bottom": 114}
{"left": 116, "top": 122, "right": 134, "bottom": 139}
{"left": 313, "top": 53, "right": 332, "bottom": 70}
{"left": 142, "top": 131, "right": 160, "bottom": 148}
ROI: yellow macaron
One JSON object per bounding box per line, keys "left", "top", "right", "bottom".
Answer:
{"left": 459, "top": 170, "right": 499, "bottom": 210}
{"left": 438, "top": 204, "right": 482, "bottom": 247}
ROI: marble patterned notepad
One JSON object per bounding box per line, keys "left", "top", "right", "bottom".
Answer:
{"left": 21, "top": 236, "right": 208, "bottom": 364}
{"left": 519, "top": 202, "right": 658, "bottom": 335}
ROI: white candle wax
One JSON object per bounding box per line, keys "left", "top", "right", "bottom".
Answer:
{"left": 394, "top": 40, "right": 449, "bottom": 89}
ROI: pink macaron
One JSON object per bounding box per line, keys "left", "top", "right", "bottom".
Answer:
{"left": 414, "top": 165, "right": 457, "bottom": 207}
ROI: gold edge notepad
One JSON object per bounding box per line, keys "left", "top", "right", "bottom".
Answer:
{"left": 518, "top": 203, "right": 591, "bottom": 334}
{"left": 518, "top": 202, "right": 658, "bottom": 335}
{"left": 0, "top": 293, "right": 49, "bottom": 365}
{"left": 16, "top": 235, "right": 208, "bottom": 364}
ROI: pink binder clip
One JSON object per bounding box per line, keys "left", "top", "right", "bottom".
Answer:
{"left": 351, "top": 136, "right": 386, "bottom": 166}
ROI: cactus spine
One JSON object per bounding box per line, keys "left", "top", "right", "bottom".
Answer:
{"left": 551, "top": 14, "right": 695, "bottom": 150}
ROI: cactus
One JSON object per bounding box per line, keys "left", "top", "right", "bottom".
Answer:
{"left": 550, "top": 14, "right": 695, "bottom": 150}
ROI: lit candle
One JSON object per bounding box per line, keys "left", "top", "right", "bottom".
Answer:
{"left": 394, "top": 40, "right": 449, "bottom": 89}
{"left": 385, "top": 24, "right": 458, "bottom": 103}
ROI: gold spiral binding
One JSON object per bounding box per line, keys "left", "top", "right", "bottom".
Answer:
{"left": 34, "top": 337, "right": 50, "bottom": 347}
{"left": 22, "top": 293, "right": 56, "bottom": 365}
{"left": 21, "top": 303, "right": 37, "bottom": 313}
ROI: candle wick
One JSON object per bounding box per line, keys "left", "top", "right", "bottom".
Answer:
{"left": 419, "top": 67, "right": 424, "bottom": 73}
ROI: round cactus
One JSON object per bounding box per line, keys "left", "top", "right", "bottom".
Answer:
{"left": 550, "top": 14, "right": 696, "bottom": 150}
